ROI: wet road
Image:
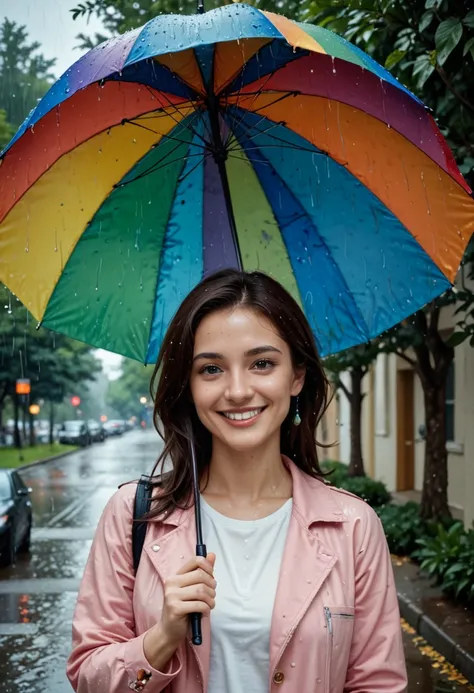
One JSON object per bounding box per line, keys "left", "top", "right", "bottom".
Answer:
{"left": 0, "top": 430, "right": 472, "bottom": 693}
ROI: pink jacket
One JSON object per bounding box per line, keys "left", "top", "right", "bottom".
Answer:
{"left": 67, "top": 458, "right": 407, "bottom": 693}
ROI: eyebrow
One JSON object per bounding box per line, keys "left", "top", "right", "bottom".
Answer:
{"left": 193, "top": 345, "right": 282, "bottom": 362}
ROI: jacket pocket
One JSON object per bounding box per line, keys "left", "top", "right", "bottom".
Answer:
{"left": 324, "top": 606, "right": 355, "bottom": 693}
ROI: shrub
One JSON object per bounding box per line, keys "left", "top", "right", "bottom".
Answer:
{"left": 320, "top": 460, "right": 349, "bottom": 487}
{"left": 413, "top": 522, "right": 474, "bottom": 604}
{"left": 375, "top": 502, "right": 430, "bottom": 556}
{"left": 320, "top": 461, "right": 391, "bottom": 507}
{"left": 339, "top": 476, "right": 391, "bottom": 507}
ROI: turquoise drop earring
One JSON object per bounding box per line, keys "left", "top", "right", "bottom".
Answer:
{"left": 293, "top": 397, "right": 301, "bottom": 426}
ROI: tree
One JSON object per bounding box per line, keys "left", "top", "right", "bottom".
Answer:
{"left": 0, "top": 109, "right": 13, "bottom": 149}
{"left": 71, "top": 0, "right": 309, "bottom": 48}
{"left": 381, "top": 304, "right": 455, "bottom": 518}
{"left": 106, "top": 358, "right": 154, "bottom": 420}
{"left": 0, "top": 285, "right": 102, "bottom": 445}
{"left": 0, "top": 19, "right": 56, "bottom": 129}
{"left": 304, "top": 0, "right": 474, "bottom": 519}
{"left": 324, "top": 343, "right": 382, "bottom": 477}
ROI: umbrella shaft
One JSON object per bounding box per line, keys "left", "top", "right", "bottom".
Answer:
{"left": 207, "top": 95, "right": 242, "bottom": 270}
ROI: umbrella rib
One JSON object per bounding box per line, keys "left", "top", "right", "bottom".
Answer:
{"left": 176, "top": 154, "right": 205, "bottom": 185}
{"left": 219, "top": 70, "right": 288, "bottom": 146}
{"left": 227, "top": 109, "right": 327, "bottom": 156}
{"left": 249, "top": 91, "right": 299, "bottom": 115}
{"left": 222, "top": 70, "right": 286, "bottom": 139}
{"left": 223, "top": 91, "right": 299, "bottom": 149}
{"left": 117, "top": 151, "right": 204, "bottom": 187}
{"left": 142, "top": 85, "right": 208, "bottom": 147}
{"left": 227, "top": 115, "right": 284, "bottom": 144}
{"left": 114, "top": 132, "right": 201, "bottom": 188}
{"left": 125, "top": 117, "right": 208, "bottom": 151}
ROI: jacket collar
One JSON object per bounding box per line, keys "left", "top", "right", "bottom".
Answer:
{"left": 160, "top": 455, "right": 347, "bottom": 530}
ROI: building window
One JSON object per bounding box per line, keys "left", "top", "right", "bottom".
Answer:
{"left": 445, "top": 362, "right": 455, "bottom": 443}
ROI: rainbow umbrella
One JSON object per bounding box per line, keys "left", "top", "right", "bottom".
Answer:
{"left": 1, "top": 3, "right": 473, "bottom": 363}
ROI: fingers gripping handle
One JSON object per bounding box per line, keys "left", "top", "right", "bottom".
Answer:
{"left": 190, "top": 543, "right": 207, "bottom": 645}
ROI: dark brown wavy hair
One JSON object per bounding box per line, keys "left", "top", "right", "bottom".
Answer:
{"left": 147, "top": 269, "right": 329, "bottom": 519}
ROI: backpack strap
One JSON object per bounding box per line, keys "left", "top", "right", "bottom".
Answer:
{"left": 132, "top": 475, "right": 153, "bottom": 574}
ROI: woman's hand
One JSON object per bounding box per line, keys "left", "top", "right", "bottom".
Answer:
{"left": 143, "top": 553, "right": 216, "bottom": 670}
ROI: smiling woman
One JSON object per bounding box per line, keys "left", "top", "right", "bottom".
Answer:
{"left": 67, "top": 269, "right": 407, "bottom": 693}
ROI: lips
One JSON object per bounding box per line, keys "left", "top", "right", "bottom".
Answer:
{"left": 220, "top": 407, "right": 266, "bottom": 421}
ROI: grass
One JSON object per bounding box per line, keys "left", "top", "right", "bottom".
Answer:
{"left": 0, "top": 443, "right": 78, "bottom": 469}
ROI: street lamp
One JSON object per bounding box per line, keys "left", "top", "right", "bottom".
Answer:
{"left": 29, "top": 404, "right": 40, "bottom": 416}
{"left": 139, "top": 396, "right": 147, "bottom": 405}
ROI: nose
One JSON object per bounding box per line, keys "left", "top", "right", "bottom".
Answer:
{"left": 225, "top": 367, "right": 253, "bottom": 403}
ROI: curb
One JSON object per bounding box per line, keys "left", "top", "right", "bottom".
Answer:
{"left": 398, "top": 591, "right": 474, "bottom": 684}
{"left": 15, "top": 448, "right": 80, "bottom": 471}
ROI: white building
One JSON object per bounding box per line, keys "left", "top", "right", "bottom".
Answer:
{"left": 324, "top": 314, "right": 474, "bottom": 528}
{"left": 322, "top": 328, "right": 474, "bottom": 527}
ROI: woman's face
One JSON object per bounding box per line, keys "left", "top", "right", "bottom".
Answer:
{"left": 190, "top": 307, "right": 305, "bottom": 453}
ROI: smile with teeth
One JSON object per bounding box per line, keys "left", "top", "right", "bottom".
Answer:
{"left": 221, "top": 407, "right": 266, "bottom": 421}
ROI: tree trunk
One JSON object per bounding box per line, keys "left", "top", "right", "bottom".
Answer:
{"left": 28, "top": 411, "right": 36, "bottom": 447}
{"left": 49, "top": 401, "right": 55, "bottom": 446}
{"left": 348, "top": 369, "right": 365, "bottom": 477}
{"left": 14, "top": 393, "right": 22, "bottom": 449}
{"left": 420, "top": 384, "right": 450, "bottom": 520}
{"left": 22, "top": 402, "right": 27, "bottom": 441}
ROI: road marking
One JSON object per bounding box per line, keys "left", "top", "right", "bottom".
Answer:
{"left": 46, "top": 489, "right": 99, "bottom": 528}
{"left": 32, "top": 527, "right": 94, "bottom": 541}
{"left": 0, "top": 579, "right": 80, "bottom": 594}
{"left": 0, "top": 623, "right": 39, "bottom": 636}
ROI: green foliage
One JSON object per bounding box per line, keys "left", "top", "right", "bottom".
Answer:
{"left": 324, "top": 341, "right": 382, "bottom": 378}
{"left": 0, "top": 108, "right": 13, "bottom": 149}
{"left": 106, "top": 358, "right": 154, "bottom": 419}
{"left": 321, "top": 459, "right": 349, "bottom": 486}
{"left": 0, "top": 284, "right": 101, "bottom": 411}
{"left": 375, "top": 502, "right": 433, "bottom": 556}
{"left": 0, "top": 443, "right": 77, "bottom": 469}
{"left": 321, "top": 460, "right": 391, "bottom": 506}
{"left": 413, "top": 522, "right": 474, "bottom": 603}
{"left": 339, "top": 476, "right": 391, "bottom": 507}
{"left": 324, "top": 342, "right": 383, "bottom": 478}
{"left": 0, "top": 19, "right": 56, "bottom": 129}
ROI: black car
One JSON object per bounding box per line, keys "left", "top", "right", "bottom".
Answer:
{"left": 88, "top": 420, "right": 106, "bottom": 443}
{"left": 0, "top": 469, "right": 32, "bottom": 568}
{"left": 58, "top": 420, "right": 92, "bottom": 447}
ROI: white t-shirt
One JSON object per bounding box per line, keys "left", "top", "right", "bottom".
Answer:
{"left": 200, "top": 495, "right": 293, "bottom": 693}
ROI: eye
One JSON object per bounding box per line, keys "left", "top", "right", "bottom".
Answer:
{"left": 253, "top": 359, "right": 276, "bottom": 371}
{"left": 199, "top": 364, "right": 222, "bottom": 376}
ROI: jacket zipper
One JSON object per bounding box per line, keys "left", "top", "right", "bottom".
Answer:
{"left": 332, "top": 612, "right": 353, "bottom": 619}
{"left": 324, "top": 607, "right": 333, "bottom": 693}
{"left": 271, "top": 557, "right": 338, "bottom": 682}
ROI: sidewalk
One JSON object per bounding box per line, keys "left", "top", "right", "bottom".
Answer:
{"left": 393, "top": 558, "right": 474, "bottom": 684}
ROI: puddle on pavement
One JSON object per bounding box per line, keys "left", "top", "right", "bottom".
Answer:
{"left": 0, "top": 592, "right": 76, "bottom": 693}
{"left": 1, "top": 540, "right": 92, "bottom": 581}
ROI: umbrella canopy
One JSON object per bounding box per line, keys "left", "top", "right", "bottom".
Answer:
{"left": 0, "top": 3, "right": 473, "bottom": 363}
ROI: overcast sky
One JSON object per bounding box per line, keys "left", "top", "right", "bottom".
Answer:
{"left": 1, "top": 0, "right": 106, "bottom": 78}
{"left": 1, "top": 1, "right": 124, "bottom": 376}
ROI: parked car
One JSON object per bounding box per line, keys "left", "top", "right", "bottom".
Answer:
{"left": 58, "top": 420, "right": 91, "bottom": 447}
{"left": 103, "top": 420, "right": 125, "bottom": 437}
{"left": 88, "top": 420, "right": 106, "bottom": 443}
{"left": 0, "top": 469, "right": 32, "bottom": 568}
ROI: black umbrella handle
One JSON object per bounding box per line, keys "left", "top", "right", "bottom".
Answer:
{"left": 190, "top": 543, "right": 207, "bottom": 645}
